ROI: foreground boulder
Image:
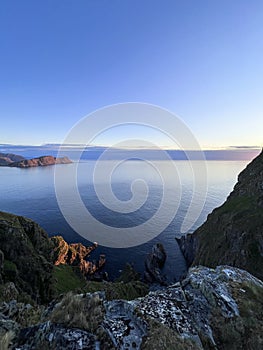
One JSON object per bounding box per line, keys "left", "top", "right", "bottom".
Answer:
{"left": 177, "top": 149, "right": 263, "bottom": 280}
{"left": 1, "top": 265, "right": 262, "bottom": 349}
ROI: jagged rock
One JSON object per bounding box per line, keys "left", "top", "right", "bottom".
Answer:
{"left": 9, "top": 155, "right": 72, "bottom": 168}
{"left": 51, "top": 236, "right": 106, "bottom": 277}
{"left": 137, "top": 265, "right": 263, "bottom": 349}
{"left": 15, "top": 321, "right": 97, "bottom": 350}
{"left": 0, "top": 211, "right": 109, "bottom": 303}
{"left": 144, "top": 243, "right": 167, "bottom": 285}
{"left": 0, "top": 266, "right": 262, "bottom": 349}
{"left": 175, "top": 233, "right": 197, "bottom": 267}
{"left": 177, "top": 149, "right": 263, "bottom": 280}
{"left": 104, "top": 300, "right": 147, "bottom": 349}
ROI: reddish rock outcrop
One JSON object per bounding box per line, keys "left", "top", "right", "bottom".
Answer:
{"left": 51, "top": 236, "right": 106, "bottom": 277}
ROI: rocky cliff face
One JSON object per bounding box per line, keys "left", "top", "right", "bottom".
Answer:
{"left": 9, "top": 155, "right": 72, "bottom": 167}
{"left": 0, "top": 211, "right": 54, "bottom": 303}
{"left": 0, "top": 212, "right": 106, "bottom": 304}
{"left": 1, "top": 265, "right": 262, "bottom": 349}
{"left": 51, "top": 236, "right": 106, "bottom": 277}
{"left": 177, "top": 149, "right": 263, "bottom": 280}
{"left": 144, "top": 243, "right": 167, "bottom": 285}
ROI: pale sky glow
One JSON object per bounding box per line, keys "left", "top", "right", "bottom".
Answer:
{"left": 0, "top": 1, "right": 262, "bottom": 148}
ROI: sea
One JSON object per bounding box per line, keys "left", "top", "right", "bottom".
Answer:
{"left": 0, "top": 147, "right": 252, "bottom": 282}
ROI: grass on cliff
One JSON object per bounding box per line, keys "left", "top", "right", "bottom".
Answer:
{"left": 3, "top": 260, "right": 17, "bottom": 281}
{"left": 194, "top": 194, "right": 263, "bottom": 280}
{"left": 53, "top": 265, "right": 86, "bottom": 294}
{"left": 50, "top": 292, "right": 104, "bottom": 333}
{"left": 141, "top": 319, "right": 200, "bottom": 350}
{"left": 49, "top": 292, "right": 115, "bottom": 348}
{"left": 84, "top": 280, "right": 148, "bottom": 300}
{"left": 53, "top": 263, "right": 149, "bottom": 300}
{"left": 0, "top": 211, "right": 23, "bottom": 228}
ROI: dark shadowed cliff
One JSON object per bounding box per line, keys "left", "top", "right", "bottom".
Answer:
{"left": 177, "top": 149, "right": 263, "bottom": 280}
{"left": 0, "top": 211, "right": 54, "bottom": 303}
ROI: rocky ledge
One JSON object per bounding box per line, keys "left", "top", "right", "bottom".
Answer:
{"left": 1, "top": 265, "right": 262, "bottom": 349}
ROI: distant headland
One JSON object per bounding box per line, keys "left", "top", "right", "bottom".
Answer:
{"left": 0, "top": 153, "right": 72, "bottom": 168}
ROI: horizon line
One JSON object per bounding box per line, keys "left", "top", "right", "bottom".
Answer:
{"left": 0, "top": 143, "right": 262, "bottom": 151}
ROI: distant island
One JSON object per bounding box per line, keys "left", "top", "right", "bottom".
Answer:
{"left": 0, "top": 153, "right": 72, "bottom": 168}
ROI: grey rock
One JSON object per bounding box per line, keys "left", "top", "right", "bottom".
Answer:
{"left": 104, "top": 300, "right": 147, "bottom": 350}
{"left": 1, "top": 266, "right": 262, "bottom": 349}
{"left": 144, "top": 243, "right": 167, "bottom": 285}
{"left": 15, "top": 321, "right": 96, "bottom": 350}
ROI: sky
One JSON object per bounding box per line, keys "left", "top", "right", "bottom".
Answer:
{"left": 0, "top": 0, "right": 262, "bottom": 149}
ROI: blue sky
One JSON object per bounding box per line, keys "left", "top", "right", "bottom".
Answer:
{"left": 0, "top": 0, "right": 262, "bottom": 148}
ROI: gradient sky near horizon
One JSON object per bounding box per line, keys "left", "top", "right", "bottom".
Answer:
{"left": 0, "top": 0, "right": 262, "bottom": 148}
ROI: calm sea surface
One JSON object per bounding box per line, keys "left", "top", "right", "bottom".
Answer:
{"left": 0, "top": 160, "right": 248, "bottom": 282}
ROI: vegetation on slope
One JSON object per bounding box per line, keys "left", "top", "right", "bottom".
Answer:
{"left": 179, "top": 150, "right": 263, "bottom": 280}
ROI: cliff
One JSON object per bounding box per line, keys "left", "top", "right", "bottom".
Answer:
{"left": 144, "top": 243, "right": 167, "bottom": 284}
{"left": 51, "top": 236, "right": 106, "bottom": 276}
{"left": 177, "top": 149, "right": 263, "bottom": 280}
{"left": 0, "top": 212, "right": 106, "bottom": 304}
{"left": 0, "top": 211, "right": 54, "bottom": 303}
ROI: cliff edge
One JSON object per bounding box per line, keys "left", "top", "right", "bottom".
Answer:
{"left": 177, "top": 149, "right": 263, "bottom": 280}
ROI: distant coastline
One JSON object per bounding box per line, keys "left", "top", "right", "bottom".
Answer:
{"left": 0, "top": 144, "right": 261, "bottom": 162}
{"left": 0, "top": 153, "right": 72, "bottom": 168}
